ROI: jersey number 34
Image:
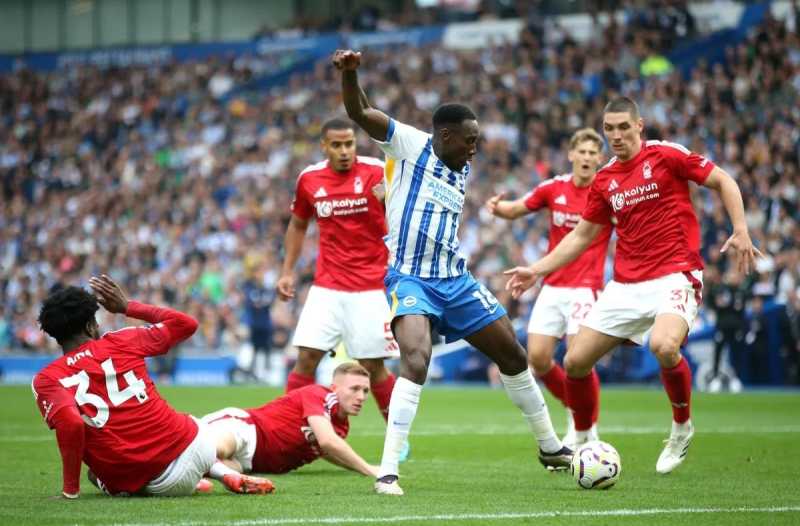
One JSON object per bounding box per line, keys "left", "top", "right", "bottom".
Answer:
{"left": 59, "top": 358, "right": 149, "bottom": 428}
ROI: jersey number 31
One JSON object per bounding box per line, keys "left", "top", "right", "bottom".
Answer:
{"left": 59, "top": 358, "right": 148, "bottom": 428}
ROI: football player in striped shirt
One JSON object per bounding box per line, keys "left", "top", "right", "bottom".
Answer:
{"left": 333, "top": 49, "right": 572, "bottom": 496}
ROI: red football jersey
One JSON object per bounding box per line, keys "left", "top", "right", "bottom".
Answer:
{"left": 582, "top": 141, "right": 715, "bottom": 283}
{"left": 291, "top": 156, "right": 388, "bottom": 291}
{"left": 524, "top": 174, "right": 612, "bottom": 290}
{"left": 32, "top": 302, "right": 198, "bottom": 495}
{"left": 247, "top": 385, "right": 349, "bottom": 474}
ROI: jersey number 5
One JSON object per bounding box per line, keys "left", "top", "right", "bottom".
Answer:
{"left": 59, "top": 358, "right": 149, "bottom": 428}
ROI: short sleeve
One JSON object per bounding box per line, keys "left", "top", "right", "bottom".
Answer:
{"left": 290, "top": 175, "right": 314, "bottom": 220}
{"left": 300, "top": 387, "right": 328, "bottom": 419}
{"left": 582, "top": 184, "right": 613, "bottom": 225}
{"left": 523, "top": 181, "right": 551, "bottom": 211}
{"left": 659, "top": 142, "right": 715, "bottom": 184}
{"left": 374, "top": 119, "right": 431, "bottom": 160}
{"left": 32, "top": 373, "right": 78, "bottom": 430}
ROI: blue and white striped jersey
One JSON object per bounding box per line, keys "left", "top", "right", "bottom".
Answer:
{"left": 375, "top": 119, "right": 469, "bottom": 278}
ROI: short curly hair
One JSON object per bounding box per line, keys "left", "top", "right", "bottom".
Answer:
{"left": 38, "top": 286, "right": 99, "bottom": 345}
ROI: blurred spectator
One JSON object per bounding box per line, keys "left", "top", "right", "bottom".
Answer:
{"left": 240, "top": 254, "right": 277, "bottom": 382}
{"left": 704, "top": 267, "right": 749, "bottom": 393}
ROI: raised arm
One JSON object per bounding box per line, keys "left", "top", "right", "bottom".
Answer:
{"left": 702, "top": 166, "right": 763, "bottom": 274}
{"left": 332, "top": 50, "right": 391, "bottom": 142}
{"left": 277, "top": 215, "right": 310, "bottom": 300}
{"left": 89, "top": 274, "right": 198, "bottom": 348}
{"left": 307, "top": 415, "right": 378, "bottom": 477}
{"left": 504, "top": 219, "right": 604, "bottom": 299}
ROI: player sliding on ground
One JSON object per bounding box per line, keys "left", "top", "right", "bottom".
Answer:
{"left": 486, "top": 128, "right": 611, "bottom": 448}
{"left": 32, "top": 275, "right": 274, "bottom": 498}
{"left": 334, "top": 49, "right": 572, "bottom": 496}
{"left": 506, "top": 97, "right": 763, "bottom": 474}
{"left": 199, "top": 363, "right": 379, "bottom": 483}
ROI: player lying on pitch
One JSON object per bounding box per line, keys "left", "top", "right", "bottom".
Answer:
{"left": 32, "top": 275, "right": 274, "bottom": 498}
{"left": 197, "top": 362, "right": 379, "bottom": 487}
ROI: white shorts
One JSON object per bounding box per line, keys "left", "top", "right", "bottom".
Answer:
{"left": 143, "top": 419, "right": 216, "bottom": 496}
{"left": 292, "top": 286, "right": 399, "bottom": 359}
{"left": 582, "top": 270, "right": 703, "bottom": 345}
{"left": 200, "top": 408, "right": 257, "bottom": 472}
{"left": 527, "top": 285, "right": 599, "bottom": 338}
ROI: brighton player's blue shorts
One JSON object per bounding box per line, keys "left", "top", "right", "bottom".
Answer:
{"left": 385, "top": 267, "right": 507, "bottom": 343}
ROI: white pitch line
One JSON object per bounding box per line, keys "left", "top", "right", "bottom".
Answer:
{"left": 3, "top": 425, "right": 800, "bottom": 442}
{"left": 110, "top": 505, "right": 800, "bottom": 526}
{"left": 347, "top": 424, "right": 800, "bottom": 437}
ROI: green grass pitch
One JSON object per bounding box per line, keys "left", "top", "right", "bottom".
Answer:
{"left": 1, "top": 384, "right": 799, "bottom": 525}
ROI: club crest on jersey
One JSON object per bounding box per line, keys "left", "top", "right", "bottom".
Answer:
{"left": 403, "top": 296, "right": 418, "bottom": 307}
{"left": 643, "top": 161, "right": 652, "bottom": 179}
{"left": 354, "top": 176, "right": 363, "bottom": 194}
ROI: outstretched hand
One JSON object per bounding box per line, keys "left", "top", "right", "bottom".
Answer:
{"left": 503, "top": 265, "right": 543, "bottom": 300}
{"left": 485, "top": 193, "right": 506, "bottom": 216}
{"left": 720, "top": 230, "right": 764, "bottom": 275}
{"left": 89, "top": 274, "right": 129, "bottom": 314}
{"left": 332, "top": 49, "right": 362, "bottom": 71}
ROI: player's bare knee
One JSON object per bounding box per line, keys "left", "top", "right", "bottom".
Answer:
{"left": 400, "top": 346, "right": 430, "bottom": 384}
{"left": 528, "top": 351, "right": 553, "bottom": 376}
{"left": 649, "top": 338, "right": 682, "bottom": 367}
{"left": 563, "top": 352, "right": 592, "bottom": 378}
{"left": 496, "top": 345, "right": 528, "bottom": 375}
{"left": 649, "top": 334, "right": 681, "bottom": 356}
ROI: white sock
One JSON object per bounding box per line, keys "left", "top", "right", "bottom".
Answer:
{"left": 565, "top": 409, "right": 575, "bottom": 436}
{"left": 672, "top": 419, "right": 692, "bottom": 436}
{"left": 378, "top": 377, "right": 422, "bottom": 478}
{"left": 208, "top": 460, "right": 239, "bottom": 480}
{"left": 587, "top": 424, "right": 599, "bottom": 442}
{"left": 500, "top": 369, "right": 561, "bottom": 453}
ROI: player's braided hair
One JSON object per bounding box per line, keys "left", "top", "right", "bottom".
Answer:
{"left": 432, "top": 103, "right": 477, "bottom": 129}
{"left": 38, "top": 286, "right": 99, "bottom": 345}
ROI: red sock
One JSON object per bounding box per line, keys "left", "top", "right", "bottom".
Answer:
{"left": 286, "top": 371, "right": 315, "bottom": 393}
{"left": 565, "top": 373, "right": 597, "bottom": 431}
{"left": 538, "top": 364, "right": 567, "bottom": 406}
{"left": 370, "top": 373, "right": 396, "bottom": 421}
{"left": 660, "top": 357, "right": 692, "bottom": 423}
{"left": 589, "top": 369, "right": 601, "bottom": 424}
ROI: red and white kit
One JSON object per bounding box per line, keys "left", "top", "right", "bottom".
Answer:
{"left": 32, "top": 302, "right": 215, "bottom": 496}
{"left": 523, "top": 174, "right": 612, "bottom": 337}
{"left": 581, "top": 141, "right": 714, "bottom": 342}
{"left": 290, "top": 156, "right": 398, "bottom": 358}
{"left": 201, "top": 385, "right": 350, "bottom": 474}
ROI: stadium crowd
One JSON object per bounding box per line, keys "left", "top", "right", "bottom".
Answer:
{"left": 1, "top": 10, "right": 798, "bottom": 384}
